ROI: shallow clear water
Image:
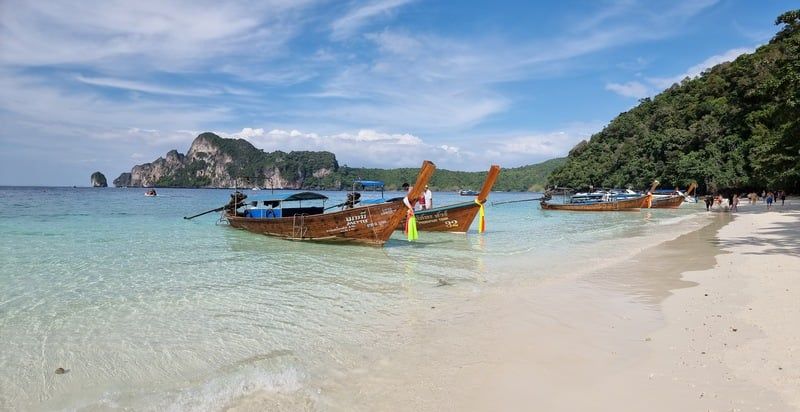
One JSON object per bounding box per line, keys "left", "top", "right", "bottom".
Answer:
{"left": 0, "top": 187, "right": 704, "bottom": 410}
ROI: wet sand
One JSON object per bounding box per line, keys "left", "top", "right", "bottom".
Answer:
{"left": 310, "top": 204, "right": 800, "bottom": 411}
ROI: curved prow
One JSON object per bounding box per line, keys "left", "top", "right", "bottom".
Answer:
{"left": 648, "top": 179, "right": 660, "bottom": 193}
{"left": 476, "top": 165, "right": 501, "bottom": 203}
{"left": 685, "top": 182, "right": 698, "bottom": 196}
{"left": 405, "top": 160, "right": 436, "bottom": 206}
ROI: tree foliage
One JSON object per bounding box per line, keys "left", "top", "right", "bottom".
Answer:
{"left": 549, "top": 10, "right": 800, "bottom": 193}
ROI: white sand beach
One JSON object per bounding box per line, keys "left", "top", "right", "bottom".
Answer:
{"left": 304, "top": 203, "right": 800, "bottom": 411}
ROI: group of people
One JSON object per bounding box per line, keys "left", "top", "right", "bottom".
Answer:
{"left": 763, "top": 190, "right": 786, "bottom": 210}
{"left": 401, "top": 183, "right": 433, "bottom": 211}
{"left": 704, "top": 190, "right": 787, "bottom": 212}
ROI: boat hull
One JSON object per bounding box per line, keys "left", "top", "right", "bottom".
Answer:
{"left": 541, "top": 194, "right": 651, "bottom": 211}
{"left": 225, "top": 160, "right": 436, "bottom": 245}
{"left": 397, "top": 201, "right": 481, "bottom": 232}
{"left": 650, "top": 195, "right": 684, "bottom": 208}
{"left": 227, "top": 200, "right": 408, "bottom": 245}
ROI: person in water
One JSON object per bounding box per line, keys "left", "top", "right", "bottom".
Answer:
{"left": 401, "top": 182, "right": 416, "bottom": 212}
{"left": 423, "top": 184, "right": 433, "bottom": 209}
{"left": 704, "top": 195, "right": 714, "bottom": 211}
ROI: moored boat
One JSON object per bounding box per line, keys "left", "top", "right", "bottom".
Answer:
{"left": 540, "top": 189, "right": 652, "bottom": 211}
{"left": 398, "top": 165, "right": 501, "bottom": 232}
{"left": 224, "top": 160, "right": 435, "bottom": 245}
{"left": 459, "top": 189, "right": 478, "bottom": 196}
{"left": 650, "top": 191, "right": 685, "bottom": 208}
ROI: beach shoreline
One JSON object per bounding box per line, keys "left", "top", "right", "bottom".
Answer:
{"left": 297, "top": 203, "right": 800, "bottom": 411}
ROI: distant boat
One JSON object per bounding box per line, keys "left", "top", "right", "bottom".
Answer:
{"left": 144, "top": 189, "right": 157, "bottom": 197}
{"left": 399, "top": 165, "right": 501, "bottom": 232}
{"left": 223, "top": 161, "right": 436, "bottom": 245}
{"left": 459, "top": 189, "right": 478, "bottom": 196}
{"left": 251, "top": 187, "right": 260, "bottom": 191}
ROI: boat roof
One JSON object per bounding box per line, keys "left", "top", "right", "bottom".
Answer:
{"left": 251, "top": 191, "right": 329, "bottom": 202}
{"left": 355, "top": 180, "right": 384, "bottom": 187}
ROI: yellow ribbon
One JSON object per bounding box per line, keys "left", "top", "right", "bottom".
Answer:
{"left": 406, "top": 210, "right": 418, "bottom": 241}
{"left": 475, "top": 199, "right": 485, "bottom": 233}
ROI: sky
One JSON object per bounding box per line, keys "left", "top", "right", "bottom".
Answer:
{"left": 0, "top": 0, "right": 795, "bottom": 185}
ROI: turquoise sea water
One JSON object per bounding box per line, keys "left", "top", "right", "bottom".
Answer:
{"left": 0, "top": 187, "right": 704, "bottom": 410}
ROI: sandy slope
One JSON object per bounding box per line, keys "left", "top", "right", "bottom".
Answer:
{"left": 306, "top": 204, "right": 800, "bottom": 412}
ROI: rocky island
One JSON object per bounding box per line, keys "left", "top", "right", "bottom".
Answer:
{"left": 115, "top": 132, "right": 339, "bottom": 189}
{"left": 115, "top": 132, "right": 564, "bottom": 190}
{"left": 90, "top": 172, "right": 108, "bottom": 187}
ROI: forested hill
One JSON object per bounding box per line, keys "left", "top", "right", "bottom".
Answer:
{"left": 549, "top": 10, "right": 800, "bottom": 193}
{"left": 339, "top": 158, "right": 565, "bottom": 192}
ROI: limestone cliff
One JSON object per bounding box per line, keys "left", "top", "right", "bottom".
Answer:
{"left": 113, "top": 173, "right": 132, "bottom": 187}
{"left": 116, "top": 132, "right": 339, "bottom": 188}
{"left": 90, "top": 172, "right": 107, "bottom": 187}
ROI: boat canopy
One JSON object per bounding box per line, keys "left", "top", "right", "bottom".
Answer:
{"left": 355, "top": 180, "right": 384, "bottom": 188}
{"left": 252, "top": 191, "right": 329, "bottom": 202}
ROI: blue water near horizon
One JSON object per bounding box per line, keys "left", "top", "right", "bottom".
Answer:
{"left": 0, "top": 186, "right": 704, "bottom": 410}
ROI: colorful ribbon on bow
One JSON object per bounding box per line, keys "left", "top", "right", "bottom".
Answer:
{"left": 405, "top": 209, "right": 418, "bottom": 241}
{"left": 475, "top": 199, "right": 485, "bottom": 233}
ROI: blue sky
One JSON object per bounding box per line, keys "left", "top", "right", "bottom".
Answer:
{"left": 0, "top": 0, "right": 794, "bottom": 185}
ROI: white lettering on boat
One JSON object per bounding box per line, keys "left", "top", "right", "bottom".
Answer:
{"left": 345, "top": 211, "right": 368, "bottom": 227}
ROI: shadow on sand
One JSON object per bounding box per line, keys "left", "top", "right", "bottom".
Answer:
{"left": 712, "top": 210, "right": 800, "bottom": 257}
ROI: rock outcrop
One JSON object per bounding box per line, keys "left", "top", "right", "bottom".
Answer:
{"left": 90, "top": 172, "right": 108, "bottom": 187}
{"left": 117, "top": 132, "right": 340, "bottom": 188}
{"left": 113, "top": 173, "right": 132, "bottom": 187}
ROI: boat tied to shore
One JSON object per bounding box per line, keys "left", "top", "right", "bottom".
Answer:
{"left": 220, "top": 160, "right": 436, "bottom": 245}
{"left": 650, "top": 190, "right": 686, "bottom": 208}
{"left": 398, "top": 165, "right": 501, "bottom": 233}
{"left": 540, "top": 188, "right": 652, "bottom": 211}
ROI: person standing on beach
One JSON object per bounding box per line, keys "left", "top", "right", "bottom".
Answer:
{"left": 766, "top": 191, "right": 774, "bottom": 210}
{"left": 731, "top": 194, "right": 739, "bottom": 212}
{"left": 704, "top": 195, "right": 714, "bottom": 211}
{"left": 780, "top": 190, "right": 786, "bottom": 206}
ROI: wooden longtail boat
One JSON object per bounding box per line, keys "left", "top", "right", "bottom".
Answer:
{"left": 397, "top": 165, "right": 501, "bottom": 232}
{"left": 540, "top": 193, "right": 652, "bottom": 211}
{"left": 225, "top": 161, "right": 436, "bottom": 245}
{"left": 650, "top": 194, "right": 685, "bottom": 208}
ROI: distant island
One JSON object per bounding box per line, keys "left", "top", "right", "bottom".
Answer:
{"left": 550, "top": 10, "right": 800, "bottom": 194}
{"left": 114, "top": 132, "right": 564, "bottom": 191}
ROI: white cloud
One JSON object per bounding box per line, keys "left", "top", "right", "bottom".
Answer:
{"left": 76, "top": 75, "right": 218, "bottom": 97}
{"left": 214, "top": 124, "right": 598, "bottom": 170}
{"left": 607, "top": 47, "right": 754, "bottom": 98}
{"left": 605, "top": 81, "right": 649, "bottom": 98}
{"left": 647, "top": 47, "right": 754, "bottom": 89}
{"left": 0, "top": 0, "right": 316, "bottom": 71}
{"left": 331, "top": 0, "right": 414, "bottom": 40}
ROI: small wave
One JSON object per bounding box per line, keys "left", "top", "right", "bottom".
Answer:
{"left": 87, "top": 367, "right": 304, "bottom": 411}
{"left": 654, "top": 213, "right": 707, "bottom": 226}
